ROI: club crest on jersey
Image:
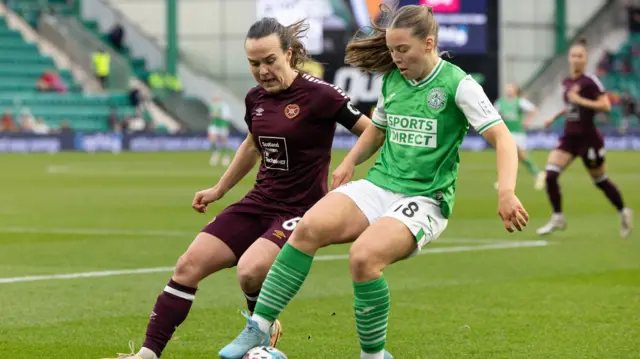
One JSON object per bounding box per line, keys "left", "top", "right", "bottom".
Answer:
{"left": 284, "top": 104, "right": 300, "bottom": 119}
{"left": 427, "top": 88, "right": 447, "bottom": 110}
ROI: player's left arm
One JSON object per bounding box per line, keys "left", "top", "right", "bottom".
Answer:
{"left": 519, "top": 98, "right": 537, "bottom": 129}
{"left": 456, "top": 76, "right": 527, "bottom": 231}
{"left": 333, "top": 100, "right": 370, "bottom": 136}
{"left": 569, "top": 77, "right": 611, "bottom": 113}
{"left": 571, "top": 93, "right": 611, "bottom": 113}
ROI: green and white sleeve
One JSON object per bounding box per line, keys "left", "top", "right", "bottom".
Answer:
{"left": 455, "top": 75, "right": 503, "bottom": 134}
{"left": 371, "top": 94, "right": 387, "bottom": 129}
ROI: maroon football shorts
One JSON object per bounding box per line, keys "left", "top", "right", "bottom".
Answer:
{"left": 201, "top": 197, "right": 305, "bottom": 261}
{"left": 556, "top": 132, "right": 606, "bottom": 169}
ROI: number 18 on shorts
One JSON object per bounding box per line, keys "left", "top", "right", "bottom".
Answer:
{"left": 334, "top": 179, "right": 448, "bottom": 255}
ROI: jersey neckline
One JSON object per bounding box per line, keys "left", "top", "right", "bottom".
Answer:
{"left": 405, "top": 58, "right": 444, "bottom": 87}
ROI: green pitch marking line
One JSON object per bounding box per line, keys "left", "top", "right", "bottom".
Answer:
{"left": 0, "top": 240, "right": 549, "bottom": 284}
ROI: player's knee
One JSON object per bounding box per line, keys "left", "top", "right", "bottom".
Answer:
{"left": 173, "top": 253, "right": 205, "bottom": 286}
{"left": 290, "top": 217, "right": 330, "bottom": 248}
{"left": 236, "top": 260, "right": 270, "bottom": 292}
{"left": 545, "top": 166, "right": 561, "bottom": 185}
{"left": 349, "top": 247, "right": 383, "bottom": 282}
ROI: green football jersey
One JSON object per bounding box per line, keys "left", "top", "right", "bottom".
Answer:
{"left": 494, "top": 97, "right": 535, "bottom": 134}
{"left": 366, "top": 59, "right": 503, "bottom": 218}
{"left": 209, "top": 103, "right": 229, "bottom": 128}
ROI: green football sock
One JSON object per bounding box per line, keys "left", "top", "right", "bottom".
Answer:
{"left": 254, "top": 243, "right": 313, "bottom": 322}
{"left": 522, "top": 158, "right": 540, "bottom": 176}
{"left": 354, "top": 276, "right": 390, "bottom": 354}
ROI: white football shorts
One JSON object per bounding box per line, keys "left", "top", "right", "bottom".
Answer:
{"left": 333, "top": 179, "right": 448, "bottom": 256}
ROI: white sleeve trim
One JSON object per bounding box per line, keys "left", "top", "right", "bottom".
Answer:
{"left": 455, "top": 75, "right": 502, "bottom": 134}
{"left": 371, "top": 94, "right": 387, "bottom": 128}
{"left": 585, "top": 73, "right": 605, "bottom": 93}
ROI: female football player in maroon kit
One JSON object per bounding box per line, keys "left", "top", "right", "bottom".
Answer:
{"left": 106, "top": 18, "right": 370, "bottom": 359}
{"left": 537, "top": 38, "right": 632, "bottom": 238}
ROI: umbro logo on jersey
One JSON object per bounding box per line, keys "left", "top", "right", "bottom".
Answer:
{"left": 255, "top": 108, "right": 264, "bottom": 116}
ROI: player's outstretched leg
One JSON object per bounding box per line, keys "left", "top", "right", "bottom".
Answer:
{"left": 236, "top": 238, "right": 285, "bottom": 346}
{"left": 589, "top": 168, "right": 633, "bottom": 238}
{"left": 219, "top": 192, "right": 369, "bottom": 359}
{"left": 105, "top": 233, "right": 237, "bottom": 359}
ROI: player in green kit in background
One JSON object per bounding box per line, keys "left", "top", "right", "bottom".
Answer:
{"left": 219, "top": 5, "right": 529, "bottom": 359}
{"left": 208, "top": 95, "right": 232, "bottom": 166}
{"left": 494, "top": 83, "right": 546, "bottom": 190}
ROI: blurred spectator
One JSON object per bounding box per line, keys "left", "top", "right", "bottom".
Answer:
{"left": 164, "top": 73, "right": 183, "bottom": 93}
{"left": 18, "top": 108, "right": 35, "bottom": 132}
{"left": 619, "top": 92, "right": 638, "bottom": 134}
{"left": 92, "top": 49, "right": 111, "bottom": 89}
{"left": 129, "top": 86, "right": 141, "bottom": 109}
{"left": 1, "top": 109, "right": 16, "bottom": 132}
{"left": 37, "top": 69, "right": 67, "bottom": 93}
{"left": 108, "top": 106, "right": 120, "bottom": 132}
{"left": 108, "top": 23, "right": 125, "bottom": 51}
{"left": 59, "top": 120, "right": 73, "bottom": 133}
{"left": 32, "top": 117, "right": 50, "bottom": 134}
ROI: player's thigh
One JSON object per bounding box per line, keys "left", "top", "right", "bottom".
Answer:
{"left": 349, "top": 196, "right": 448, "bottom": 278}
{"left": 172, "top": 232, "right": 237, "bottom": 287}
{"left": 198, "top": 208, "right": 268, "bottom": 265}
{"left": 349, "top": 217, "right": 415, "bottom": 281}
{"left": 288, "top": 192, "right": 369, "bottom": 254}
{"left": 580, "top": 142, "right": 606, "bottom": 178}
{"left": 546, "top": 149, "right": 574, "bottom": 169}
{"left": 236, "top": 237, "right": 281, "bottom": 287}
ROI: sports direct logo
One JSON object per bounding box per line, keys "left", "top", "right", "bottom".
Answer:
{"left": 420, "top": 0, "right": 460, "bottom": 13}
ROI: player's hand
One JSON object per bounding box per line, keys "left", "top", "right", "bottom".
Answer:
{"left": 192, "top": 186, "right": 225, "bottom": 213}
{"left": 331, "top": 160, "right": 355, "bottom": 190}
{"left": 497, "top": 190, "right": 529, "bottom": 232}
{"left": 543, "top": 117, "right": 554, "bottom": 129}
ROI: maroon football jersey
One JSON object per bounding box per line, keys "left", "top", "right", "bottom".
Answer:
{"left": 562, "top": 73, "right": 606, "bottom": 136}
{"left": 242, "top": 73, "right": 361, "bottom": 212}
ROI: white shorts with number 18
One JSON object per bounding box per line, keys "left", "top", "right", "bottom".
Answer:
{"left": 332, "top": 179, "right": 448, "bottom": 256}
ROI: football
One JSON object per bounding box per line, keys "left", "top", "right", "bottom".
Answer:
{"left": 243, "top": 346, "right": 288, "bottom": 359}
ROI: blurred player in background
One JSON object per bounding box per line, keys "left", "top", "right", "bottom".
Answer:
{"left": 220, "top": 5, "right": 528, "bottom": 359}
{"left": 494, "top": 83, "right": 545, "bottom": 190}
{"left": 107, "top": 17, "right": 370, "bottom": 359}
{"left": 208, "top": 95, "right": 232, "bottom": 166}
{"left": 537, "top": 38, "right": 633, "bottom": 238}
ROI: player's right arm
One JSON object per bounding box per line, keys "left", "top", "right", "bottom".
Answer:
{"left": 192, "top": 133, "right": 261, "bottom": 213}
{"left": 215, "top": 133, "right": 261, "bottom": 192}
{"left": 544, "top": 108, "right": 566, "bottom": 128}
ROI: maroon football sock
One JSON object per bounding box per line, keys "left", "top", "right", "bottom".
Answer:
{"left": 545, "top": 169, "right": 562, "bottom": 213}
{"left": 595, "top": 176, "right": 625, "bottom": 211}
{"left": 143, "top": 279, "right": 197, "bottom": 357}
{"left": 244, "top": 290, "right": 261, "bottom": 314}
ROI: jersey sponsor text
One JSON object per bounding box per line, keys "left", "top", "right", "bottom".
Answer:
{"left": 387, "top": 114, "right": 438, "bottom": 148}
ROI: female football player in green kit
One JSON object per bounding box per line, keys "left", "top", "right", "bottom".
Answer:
{"left": 220, "top": 5, "right": 529, "bottom": 359}
{"left": 494, "top": 83, "right": 545, "bottom": 190}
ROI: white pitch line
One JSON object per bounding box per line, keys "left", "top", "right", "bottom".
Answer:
{"left": 47, "top": 165, "right": 217, "bottom": 177}
{"left": 0, "top": 240, "right": 549, "bottom": 284}
{"left": 0, "top": 227, "right": 509, "bottom": 244}
{"left": 0, "top": 227, "right": 191, "bottom": 237}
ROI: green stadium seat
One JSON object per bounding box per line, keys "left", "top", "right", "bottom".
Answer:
{"left": 0, "top": 2, "right": 139, "bottom": 132}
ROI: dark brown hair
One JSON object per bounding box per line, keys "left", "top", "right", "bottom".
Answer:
{"left": 345, "top": 5, "right": 439, "bottom": 74}
{"left": 246, "top": 17, "right": 310, "bottom": 70}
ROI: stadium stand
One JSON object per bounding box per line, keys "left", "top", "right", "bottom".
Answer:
{"left": 0, "top": 8, "right": 138, "bottom": 132}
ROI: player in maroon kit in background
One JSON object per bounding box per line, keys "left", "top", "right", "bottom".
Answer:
{"left": 537, "top": 38, "right": 633, "bottom": 238}
{"left": 105, "top": 17, "right": 371, "bottom": 359}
